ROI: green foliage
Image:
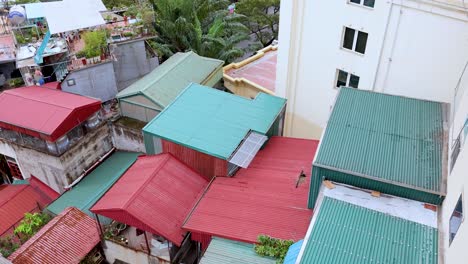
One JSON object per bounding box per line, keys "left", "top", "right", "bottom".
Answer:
{"left": 102, "top": 0, "right": 136, "bottom": 9}
{"left": 0, "top": 236, "right": 19, "bottom": 258}
{"left": 254, "top": 235, "right": 294, "bottom": 264}
{"left": 8, "top": 77, "right": 24, "bottom": 88}
{"left": 148, "top": 0, "right": 250, "bottom": 63}
{"left": 14, "top": 212, "right": 51, "bottom": 243}
{"left": 82, "top": 30, "right": 107, "bottom": 58}
{"left": 236, "top": 0, "right": 280, "bottom": 47}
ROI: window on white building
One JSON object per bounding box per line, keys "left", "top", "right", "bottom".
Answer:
{"left": 336, "top": 69, "right": 360, "bottom": 88}
{"left": 349, "top": 0, "right": 375, "bottom": 8}
{"left": 449, "top": 195, "right": 464, "bottom": 245}
{"left": 342, "top": 27, "right": 368, "bottom": 54}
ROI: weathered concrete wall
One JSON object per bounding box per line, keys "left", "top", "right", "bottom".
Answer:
{"left": 59, "top": 124, "right": 113, "bottom": 186}
{"left": 103, "top": 240, "right": 169, "bottom": 264}
{"left": 111, "top": 39, "right": 159, "bottom": 91}
{"left": 0, "top": 124, "right": 113, "bottom": 193}
{"left": 110, "top": 122, "right": 145, "bottom": 153}
{"left": 61, "top": 62, "right": 118, "bottom": 102}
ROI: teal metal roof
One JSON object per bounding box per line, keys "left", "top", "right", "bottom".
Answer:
{"left": 315, "top": 88, "right": 448, "bottom": 194}
{"left": 299, "top": 197, "right": 438, "bottom": 264}
{"left": 47, "top": 151, "right": 139, "bottom": 218}
{"left": 116, "top": 51, "right": 224, "bottom": 108}
{"left": 143, "top": 83, "right": 286, "bottom": 159}
{"left": 200, "top": 237, "right": 275, "bottom": 264}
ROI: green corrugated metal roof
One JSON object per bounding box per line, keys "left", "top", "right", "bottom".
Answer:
{"left": 200, "top": 237, "right": 275, "bottom": 264}
{"left": 299, "top": 197, "right": 438, "bottom": 264}
{"left": 143, "top": 83, "right": 286, "bottom": 159}
{"left": 315, "top": 88, "right": 448, "bottom": 194}
{"left": 116, "top": 51, "right": 224, "bottom": 108}
{"left": 47, "top": 151, "right": 139, "bottom": 217}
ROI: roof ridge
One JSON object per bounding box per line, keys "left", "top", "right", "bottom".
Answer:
{"left": 0, "top": 185, "right": 29, "bottom": 208}
{"left": 141, "top": 52, "right": 193, "bottom": 93}
{"left": 122, "top": 154, "right": 172, "bottom": 210}
{"left": 3, "top": 91, "right": 76, "bottom": 111}
{"left": 9, "top": 207, "right": 76, "bottom": 260}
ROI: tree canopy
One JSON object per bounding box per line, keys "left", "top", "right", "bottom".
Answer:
{"left": 148, "top": 0, "right": 250, "bottom": 63}
{"left": 236, "top": 0, "right": 280, "bottom": 47}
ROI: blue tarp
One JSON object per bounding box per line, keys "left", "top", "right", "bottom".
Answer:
{"left": 283, "top": 240, "right": 304, "bottom": 264}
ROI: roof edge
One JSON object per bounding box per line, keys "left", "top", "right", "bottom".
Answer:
{"left": 312, "top": 162, "right": 446, "bottom": 196}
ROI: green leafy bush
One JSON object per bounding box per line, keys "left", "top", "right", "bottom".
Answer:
{"left": 8, "top": 78, "right": 24, "bottom": 88}
{"left": 254, "top": 235, "right": 294, "bottom": 264}
{"left": 0, "top": 236, "right": 19, "bottom": 258}
{"left": 14, "top": 212, "right": 52, "bottom": 243}
{"left": 82, "top": 30, "right": 108, "bottom": 58}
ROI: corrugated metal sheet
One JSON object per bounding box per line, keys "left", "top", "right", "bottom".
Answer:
{"left": 8, "top": 207, "right": 100, "bottom": 264}
{"left": 143, "top": 83, "right": 286, "bottom": 160}
{"left": 0, "top": 184, "right": 54, "bottom": 236}
{"left": 117, "top": 51, "right": 223, "bottom": 107}
{"left": 200, "top": 237, "right": 275, "bottom": 264}
{"left": 283, "top": 240, "right": 303, "bottom": 264}
{"left": 91, "top": 154, "right": 208, "bottom": 246}
{"left": 162, "top": 140, "right": 228, "bottom": 179}
{"left": 184, "top": 137, "right": 318, "bottom": 243}
{"left": 0, "top": 86, "right": 101, "bottom": 141}
{"left": 310, "top": 88, "right": 447, "bottom": 206}
{"left": 309, "top": 167, "right": 443, "bottom": 208}
{"left": 47, "top": 151, "right": 138, "bottom": 218}
{"left": 299, "top": 197, "right": 438, "bottom": 264}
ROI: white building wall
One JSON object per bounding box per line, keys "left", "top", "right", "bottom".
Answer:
{"left": 442, "top": 63, "right": 468, "bottom": 264}
{"left": 276, "top": 0, "right": 468, "bottom": 139}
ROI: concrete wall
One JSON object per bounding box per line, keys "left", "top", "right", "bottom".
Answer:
{"left": 0, "top": 124, "right": 113, "bottom": 193}
{"left": 111, "top": 39, "right": 159, "bottom": 91}
{"left": 442, "top": 63, "right": 468, "bottom": 264}
{"left": 61, "top": 62, "right": 118, "bottom": 102}
{"left": 276, "top": 0, "right": 468, "bottom": 139}
{"left": 103, "top": 240, "right": 169, "bottom": 264}
{"left": 110, "top": 122, "right": 145, "bottom": 153}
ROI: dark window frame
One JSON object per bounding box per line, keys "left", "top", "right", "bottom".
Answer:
{"left": 335, "top": 69, "right": 360, "bottom": 89}
{"left": 449, "top": 194, "right": 464, "bottom": 245}
{"left": 342, "top": 27, "right": 369, "bottom": 55}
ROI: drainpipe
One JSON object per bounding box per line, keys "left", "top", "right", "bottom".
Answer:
{"left": 63, "top": 147, "right": 115, "bottom": 190}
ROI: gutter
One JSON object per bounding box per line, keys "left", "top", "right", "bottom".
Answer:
{"left": 63, "top": 147, "right": 115, "bottom": 190}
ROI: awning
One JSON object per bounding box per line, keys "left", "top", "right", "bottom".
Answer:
{"left": 44, "top": 0, "right": 105, "bottom": 34}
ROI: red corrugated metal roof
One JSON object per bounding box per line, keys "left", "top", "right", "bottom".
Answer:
{"left": 183, "top": 137, "right": 319, "bottom": 244}
{"left": 8, "top": 207, "right": 99, "bottom": 264}
{"left": 91, "top": 153, "right": 209, "bottom": 246}
{"left": 0, "top": 184, "right": 55, "bottom": 236}
{"left": 0, "top": 86, "right": 101, "bottom": 141}
{"left": 29, "top": 176, "right": 60, "bottom": 200}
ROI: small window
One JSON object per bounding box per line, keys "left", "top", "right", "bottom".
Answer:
{"left": 5, "top": 156, "right": 23, "bottom": 180}
{"left": 449, "top": 195, "right": 464, "bottom": 245}
{"left": 342, "top": 27, "right": 368, "bottom": 54}
{"left": 336, "top": 69, "right": 360, "bottom": 88}
{"left": 349, "top": 0, "right": 375, "bottom": 8}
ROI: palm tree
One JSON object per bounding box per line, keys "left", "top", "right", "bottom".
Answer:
{"left": 148, "top": 0, "right": 250, "bottom": 63}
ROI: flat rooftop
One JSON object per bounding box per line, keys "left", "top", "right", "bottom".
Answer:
{"left": 183, "top": 137, "right": 319, "bottom": 243}
{"left": 224, "top": 45, "right": 277, "bottom": 93}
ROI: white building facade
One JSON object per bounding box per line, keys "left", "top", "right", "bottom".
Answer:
{"left": 276, "top": 0, "right": 468, "bottom": 139}
{"left": 442, "top": 60, "right": 468, "bottom": 263}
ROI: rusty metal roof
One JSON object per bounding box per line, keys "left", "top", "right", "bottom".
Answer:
{"left": 8, "top": 207, "right": 100, "bottom": 264}
{"left": 0, "top": 184, "right": 54, "bottom": 236}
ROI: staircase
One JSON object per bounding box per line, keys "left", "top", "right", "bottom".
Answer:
{"left": 53, "top": 61, "right": 69, "bottom": 82}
